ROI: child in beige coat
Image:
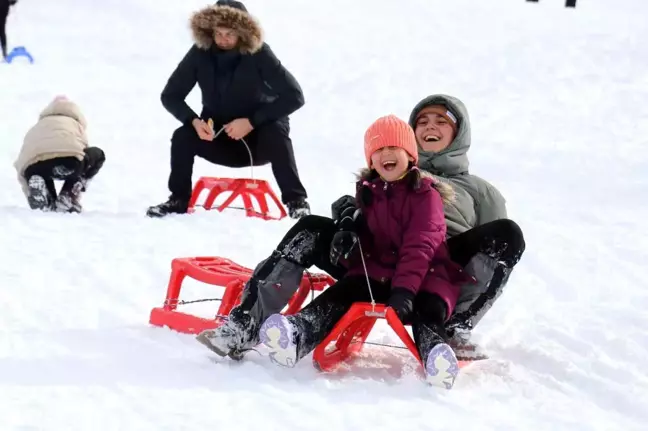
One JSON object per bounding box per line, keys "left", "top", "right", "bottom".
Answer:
{"left": 14, "top": 95, "right": 105, "bottom": 213}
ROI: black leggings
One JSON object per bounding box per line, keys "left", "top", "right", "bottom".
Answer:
{"left": 24, "top": 147, "right": 105, "bottom": 199}
{"left": 276, "top": 214, "right": 347, "bottom": 280}
{"left": 447, "top": 219, "right": 525, "bottom": 269}
{"left": 273, "top": 215, "right": 525, "bottom": 326}
{"left": 277, "top": 215, "right": 524, "bottom": 276}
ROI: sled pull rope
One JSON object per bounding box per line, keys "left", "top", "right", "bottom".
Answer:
{"left": 356, "top": 238, "right": 376, "bottom": 311}
{"left": 212, "top": 123, "right": 255, "bottom": 182}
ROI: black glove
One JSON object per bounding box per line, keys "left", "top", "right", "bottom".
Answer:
{"left": 329, "top": 200, "right": 361, "bottom": 265}
{"left": 329, "top": 230, "right": 358, "bottom": 265}
{"left": 331, "top": 195, "right": 357, "bottom": 223}
{"left": 336, "top": 205, "right": 359, "bottom": 231}
{"left": 388, "top": 288, "right": 415, "bottom": 322}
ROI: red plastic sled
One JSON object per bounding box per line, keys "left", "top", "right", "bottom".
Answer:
{"left": 149, "top": 256, "right": 336, "bottom": 334}
{"left": 187, "top": 176, "right": 288, "bottom": 221}
{"left": 313, "top": 302, "right": 474, "bottom": 372}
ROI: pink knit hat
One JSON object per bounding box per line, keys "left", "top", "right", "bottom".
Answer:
{"left": 364, "top": 115, "right": 418, "bottom": 168}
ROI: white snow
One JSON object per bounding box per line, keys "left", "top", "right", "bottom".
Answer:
{"left": 1, "top": 0, "right": 647, "bottom": 429}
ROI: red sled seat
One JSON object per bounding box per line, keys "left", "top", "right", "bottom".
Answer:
{"left": 312, "top": 302, "right": 475, "bottom": 373}
{"left": 187, "top": 176, "right": 287, "bottom": 221}
{"left": 149, "top": 256, "right": 336, "bottom": 334}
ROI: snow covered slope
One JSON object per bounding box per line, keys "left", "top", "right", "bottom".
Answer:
{"left": 1, "top": 0, "right": 647, "bottom": 429}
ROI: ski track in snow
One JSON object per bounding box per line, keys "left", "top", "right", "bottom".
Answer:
{"left": 1, "top": 0, "right": 647, "bottom": 429}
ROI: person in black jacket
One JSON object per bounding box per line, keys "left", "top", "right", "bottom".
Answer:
{"left": 1, "top": 0, "right": 18, "bottom": 60}
{"left": 147, "top": 0, "right": 311, "bottom": 219}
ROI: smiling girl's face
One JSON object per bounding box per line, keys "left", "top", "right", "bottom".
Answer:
{"left": 370, "top": 146, "right": 413, "bottom": 181}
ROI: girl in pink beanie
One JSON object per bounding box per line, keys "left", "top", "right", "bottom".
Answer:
{"left": 257, "top": 114, "right": 470, "bottom": 389}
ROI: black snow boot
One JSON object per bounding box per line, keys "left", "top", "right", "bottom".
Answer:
{"left": 146, "top": 195, "right": 189, "bottom": 218}
{"left": 26, "top": 175, "right": 55, "bottom": 211}
{"left": 195, "top": 306, "right": 260, "bottom": 360}
{"left": 411, "top": 293, "right": 460, "bottom": 389}
{"left": 56, "top": 179, "right": 84, "bottom": 213}
{"left": 238, "top": 230, "right": 320, "bottom": 324}
{"left": 286, "top": 199, "right": 311, "bottom": 219}
{"left": 413, "top": 319, "right": 460, "bottom": 389}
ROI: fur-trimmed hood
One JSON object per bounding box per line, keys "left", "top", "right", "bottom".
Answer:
{"left": 356, "top": 167, "right": 455, "bottom": 205}
{"left": 190, "top": 3, "right": 263, "bottom": 54}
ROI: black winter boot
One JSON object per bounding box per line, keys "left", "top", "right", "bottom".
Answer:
{"left": 239, "top": 230, "right": 319, "bottom": 324}
{"left": 195, "top": 239, "right": 314, "bottom": 361}
{"left": 413, "top": 320, "right": 460, "bottom": 389}
{"left": 196, "top": 306, "right": 259, "bottom": 360}
{"left": 26, "top": 175, "right": 55, "bottom": 211}
{"left": 286, "top": 199, "right": 311, "bottom": 219}
{"left": 411, "top": 293, "right": 460, "bottom": 389}
{"left": 146, "top": 196, "right": 189, "bottom": 218}
{"left": 56, "top": 180, "right": 84, "bottom": 213}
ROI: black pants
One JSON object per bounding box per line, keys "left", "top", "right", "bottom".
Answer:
{"left": 291, "top": 274, "right": 448, "bottom": 361}
{"left": 23, "top": 147, "right": 105, "bottom": 199}
{"left": 1, "top": 2, "right": 8, "bottom": 58}
{"left": 447, "top": 219, "right": 525, "bottom": 269}
{"left": 444, "top": 219, "right": 525, "bottom": 332}
{"left": 167, "top": 120, "right": 307, "bottom": 204}
{"left": 276, "top": 214, "right": 347, "bottom": 279}
{"left": 272, "top": 215, "right": 525, "bottom": 330}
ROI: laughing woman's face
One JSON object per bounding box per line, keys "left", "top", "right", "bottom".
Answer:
{"left": 415, "top": 109, "right": 456, "bottom": 153}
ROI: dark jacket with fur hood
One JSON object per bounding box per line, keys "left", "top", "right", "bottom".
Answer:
{"left": 161, "top": 2, "right": 304, "bottom": 128}
{"left": 344, "top": 167, "right": 469, "bottom": 316}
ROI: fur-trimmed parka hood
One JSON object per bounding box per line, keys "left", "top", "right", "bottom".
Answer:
{"left": 356, "top": 166, "right": 455, "bottom": 205}
{"left": 190, "top": 2, "right": 263, "bottom": 54}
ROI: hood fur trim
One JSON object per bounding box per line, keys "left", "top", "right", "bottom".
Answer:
{"left": 190, "top": 5, "right": 263, "bottom": 54}
{"left": 356, "top": 167, "right": 455, "bottom": 205}
{"left": 428, "top": 173, "right": 456, "bottom": 205}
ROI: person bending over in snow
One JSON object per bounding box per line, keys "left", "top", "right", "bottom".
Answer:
{"left": 254, "top": 115, "right": 468, "bottom": 388}
{"left": 1, "top": 0, "right": 18, "bottom": 60}
{"left": 196, "top": 94, "right": 525, "bottom": 362}
{"left": 147, "top": 0, "right": 310, "bottom": 219}
{"left": 13, "top": 95, "right": 105, "bottom": 213}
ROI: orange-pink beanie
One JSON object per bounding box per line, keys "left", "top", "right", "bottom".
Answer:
{"left": 364, "top": 115, "right": 418, "bottom": 168}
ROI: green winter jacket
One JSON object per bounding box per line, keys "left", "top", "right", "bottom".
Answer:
{"left": 408, "top": 94, "right": 507, "bottom": 237}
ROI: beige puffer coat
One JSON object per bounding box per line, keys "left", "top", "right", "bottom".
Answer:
{"left": 14, "top": 96, "right": 89, "bottom": 197}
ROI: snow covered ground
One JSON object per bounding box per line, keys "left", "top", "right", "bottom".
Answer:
{"left": 1, "top": 0, "right": 647, "bottom": 429}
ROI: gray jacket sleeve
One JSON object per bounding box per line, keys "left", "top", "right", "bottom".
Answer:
{"left": 476, "top": 182, "right": 507, "bottom": 224}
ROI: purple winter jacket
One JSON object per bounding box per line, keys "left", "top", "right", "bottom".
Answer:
{"left": 345, "top": 168, "right": 472, "bottom": 317}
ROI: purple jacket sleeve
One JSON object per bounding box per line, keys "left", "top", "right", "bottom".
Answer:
{"left": 391, "top": 186, "right": 447, "bottom": 294}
